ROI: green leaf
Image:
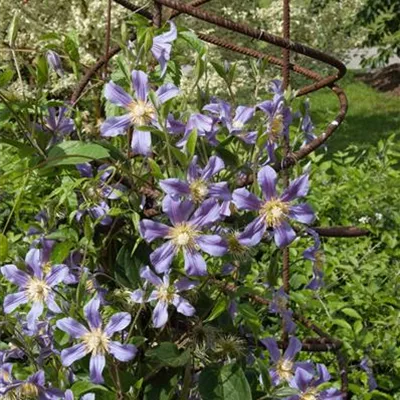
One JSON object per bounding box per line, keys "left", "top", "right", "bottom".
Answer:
{"left": 199, "top": 363, "right": 252, "bottom": 400}
{"left": 71, "top": 381, "right": 110, "bottom": 397}
{"left": 332, "top": 319, "right": 353, "bottom": 331}
{"left": 36, "top": 55, "right": 49, "bottom": 86}
{"left": 146, "top": 342, "right": 190, "bottom": 368}
{"left": 143, "top": 371, "right": 179, "bottom": 400}
{"left": 50, "top": 241, "right": 74, "bottom": 264}
{"left": 7, "top": 13, "right": 19, "bottom": 47}
{"left": 186, "top": 129, "right": 198, "bottom": 160}
{"left": 341, "top": 308, "right": 362, "bottom": 319}
{"left": 256, "top": 359, "right": 271, "bottom": 390}
{"left": 46, "top": 141, "right": 110, "bottom": 166}
{"left": 0, "top": 234, "right": 8, "bottom": 262}
{"left": 46, "top": 227, "right": 79, "bottom": 242}
{"left": 210, "top": 61, "right": 227, "bottom": 80}
{"left": 148, "top": 158, "right": 164, "bottom": 179}
{"left": 193, "top": 56, "right": 205, "bottom": 87}
{"left": 204, "top": 296, "right": 228, "bottom": 323}
{"left": 237, "top": 303, "right": 261, "bottom": 333}
{"left": 215, "top": 147, "right": 239, "bottom": 167}
{"left": 179, "top": 30, "right": 206, "bottom": 55}
{"left": 170, "top": 146, "right": 188, "bottom": 167}
{"left": 271, "top": 387, "right": 299, "bottom": 398}
{"left": 266, "top": 249, "right": 280, "bottom": 286}
{"left": 64, "top": 34, "right": 80, "bottom": 63}
{"left": 0, "top": 70, "right": 14, "bottom": 88}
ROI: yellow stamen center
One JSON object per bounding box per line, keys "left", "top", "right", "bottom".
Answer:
{"left": 232, "top": 120, "right": 244, "bottom": 130}
{"left": 276, "top": 358, "right": 294, "bottom": 381}
{"left": 86, "top": 279, "right": 95, "bottom": 293}
{"left": 189, "top": 179, "right": 209, "bottom": 203}
{"left": 227, "top": 233, "right": 247, "bottom": 258}
{"left": 127, "top": 100, "right": 155, "bottom": 126}
{"left": 300, "top": 388, "right": 319, "bottom": 400}
{"left": 169, "top": 223, "right": 199, "bottom": 250}
{"left": 25, "top": 278, "right": 51, "bottom": 303}
{"left": 1, "top": 370, "right": 11, "bottom": 383}
{"left": 156, "top": 284, "right": 176, "bottom": 303}
{"left": 276, "top": 295, "right": 288, "bottom": 311}
{"left": 82, "top": 328, "right": 109, "bottom": 356}
{"left": 270, "top": 114, "right": 284, "bottom": 141}
{"left": 42, "top": 261, "right": 52, "bottom": 275}
{"left": 315, "top": 251, "right": 325, "bottom": 269}
{"left": 19, "top": 383, "right": 39, "bottom": 397}
{"left": 259, "top": 198, "right": 289, "bottom": 227}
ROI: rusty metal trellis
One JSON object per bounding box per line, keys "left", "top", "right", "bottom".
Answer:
{"left": 70, "top": 0, "right": 369, "bottom": 397}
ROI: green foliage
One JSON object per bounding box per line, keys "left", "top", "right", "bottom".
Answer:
{"left": 356, "top": 0, "right": 400, "bottom": 67}
{"left": 199, "top": 363, "right": 252, "bottom": 400}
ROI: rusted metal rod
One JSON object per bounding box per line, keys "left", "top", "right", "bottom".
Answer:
{"left": 153, "top": 0, "right": 346, "bottom": 79}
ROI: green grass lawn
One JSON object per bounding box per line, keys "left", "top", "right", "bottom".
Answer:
{"left": 304, "top": 72, "right": 400, "bottom": 155}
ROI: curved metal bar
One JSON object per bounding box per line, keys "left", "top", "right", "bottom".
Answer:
{"left": 154, "top": 0, "right": 346, "bottom": 81}
{"left": 313, "top": 226, "right": 369, "bottom": 237}
{"left": 72, "top": 0, "right": 348, "bottom": 168}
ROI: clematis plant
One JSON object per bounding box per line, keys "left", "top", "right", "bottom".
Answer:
{"left": 304, "top": 228, "right": 325, "bottom": 290}
{"left": 159, "top": 155, "right": 232, "bottom": 215}
{"left": 46, "top": 50, "right": 64, "bottom": 77}
{"left": 261, "top": 337, "right": 313, "bottom": 386}
{"left": 37, "top": 106, "right": 75, "bottom": 146}
{"left": 1, "top": 250, "right": 67, "bottom": 331}
{"left": 257, "top": 80, "right": 292, "bottom": 161}
{"left": 0, "top": 370, "right": 63, "bottom": 399}
{"left": 131, "top": 266, "right": 197, "bottom": 328}
{"left": 139, "top": 195, "right": 227, "bottom": 275}
{"left": 56, "top": 298, "right": 137, "bottom": 384}
{"left": 203, "top": 99, "right": 257, "bottom": 144}
{"left": 101, "top": 69, "right": 179, "bottom": 155}
{"left": 233, "top": 165, "right": 315, "bottom": 248}
{"left": 151, "top": 21, "right": 177, "bottom": 76}
{"left": 287, "top": 364, "right": 343, "bottom": 400}
{"left": 269, "top": 287, "right": 296, "bottom": 334}
{"left": 176, "top": 113, "right": 219, "bottom": 147}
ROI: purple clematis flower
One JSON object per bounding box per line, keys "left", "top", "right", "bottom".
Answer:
{"left": 76, "top": 200, "right": 112, "bottom": 226}
{"left": 304, "top": 229, "right": 325, "bottom": 290}
{"left": 65, "top": 389, "right": 95, "bottom": 400}
{"left": 139, "top": 196, "right": 227, "bottom": 276}
{"left": 360, "top": 358, "right": 378, "bottom": 391}
{"left": 269, "top": 287, "right": 296, "bottom": 334}
{"left": 159, "top": 155, "right": 232, "bottom": 216}
{"left": 0, "top": 347, "right": 24, "bottom": 365}
{"left": 101, "top": 70, "right": 179, "bottom": 156}
{"left": 75, "top": 163, "right": 125, "bottom": 227}
{"left": 260, "top": 336, "right": 313, "bottom": 386}
{"left": 203, "top": 99, "right": 256, "bottom": 144}
{"left": 165, "top": 113, "right": 186, "bottom": 136}
{"left": 0, "top": 359, "right": 13, "bottom": 390}
{"left": 46, "top": 50, "right": 64, "bottom": 77}
{"left": 56, "top": 298, "right": 137, "bottom": 384}
{"left": 1, "top": 250, "right": 67, "bottom": 331}
{"left": 131, "top": 266, "right": 197, "bottom": 328}
{"left": 27, "top": 210, "right": 50, "bottom": 237}
{"left": 151, "top": 21, "right": 177, "bottom": 76}
{"left": 38, "top": 107, "right": 75, "bottom": 146}
{"left": 76, "top": 163, "right": 126, "bottom": 200}
{"left": 257, "top": 80, "right": 292, "bottom": 162}
{"left": 286, "top": 364, "right": 343, "bottom": 400}
{"left": 1, "top": 370, "right": 64, "bottom": 399}
{"left": 232, "top": 165, "right": 315, "bottom": 248}
{"left": 301, "top": 99, "right": 317, "bottom": 147}
{"left": 176, "top": 113, "right": 219, "bottom": 147}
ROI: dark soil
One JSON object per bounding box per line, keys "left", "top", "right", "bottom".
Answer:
{"left": 355, "top": 63, "right": 400, "bottom": 95}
